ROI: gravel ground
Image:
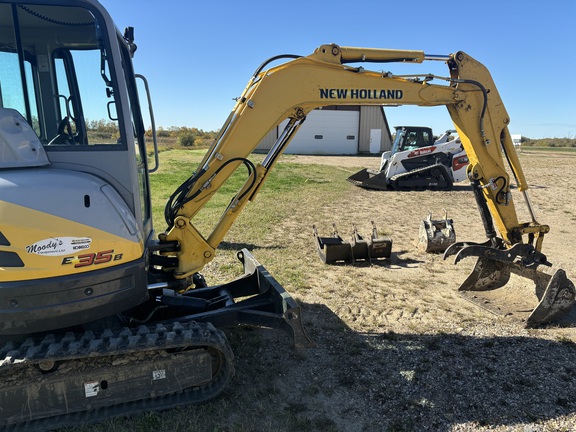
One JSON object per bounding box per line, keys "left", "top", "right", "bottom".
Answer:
{"left": 226, "top": 150, "right": 576, "bottom": 432}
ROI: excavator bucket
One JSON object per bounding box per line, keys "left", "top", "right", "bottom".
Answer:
{"left": 313, "top": 222, "right": 392, "bottom": 264}
{"left": 313, "top": 224, "right": 353, "bottom": 264}
{"left": 351, "top": 222, "right": 393, "bottom": 262}
{"left": 417, "top": 211, "right": 456, "bottom": 253}
{"left": 445, "top": 242, "right": 576, "bottom": 327}
{"left": 346, "top": 168, "right": 389, "bottom": 190}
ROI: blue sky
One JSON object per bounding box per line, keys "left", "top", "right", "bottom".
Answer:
{"left": 100, "top": 0, "right": 575, "bottom": 139}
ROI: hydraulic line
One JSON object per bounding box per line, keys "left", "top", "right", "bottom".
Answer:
{"left": 165, "top": 157, "right": 256, "bottom": 227}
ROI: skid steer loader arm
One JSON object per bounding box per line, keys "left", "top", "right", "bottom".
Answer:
{"left": 160, "top": 44, "right": 573, "bottom": 326}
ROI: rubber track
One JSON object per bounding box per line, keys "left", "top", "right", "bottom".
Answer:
{"left": 389, "top": 163, "right": 452, "bottom": 190}
{"left": 0, "top": 321, "right": 234, "bottom": 431}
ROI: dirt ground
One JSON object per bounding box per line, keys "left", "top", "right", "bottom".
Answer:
{"left": 67, "top": 149, "right": 576, "bottom": 432}
{"left": 222, "top": 149, "right": 576, "bottom": 432}
{"left": 282, "top": 149, "right": 576, "bottom": 333}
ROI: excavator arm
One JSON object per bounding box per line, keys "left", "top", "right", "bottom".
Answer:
{"left": 162, "top": 45, "right": 547, "bottom": 273}
{"left": 162, "top": 45, "right": 458, "bottom": 276}
{"left": 445, "top": 51, "right": 542, "bottom": 247}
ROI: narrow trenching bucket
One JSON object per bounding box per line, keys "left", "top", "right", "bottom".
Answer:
{"left": 313, "top": 224, "right": 352, "bottom": 264}
{"left": 313, "top": 222, "right": 392, "bottom": 264}
{"left": 417, "top": 211, "right": 456, "bottom": 253}
{"left": 444, "top": 241, "right": 576, "bottom": 327}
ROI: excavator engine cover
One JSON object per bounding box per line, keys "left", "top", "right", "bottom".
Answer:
{"left": 313, "top": 222, "right": 392, "bottom": 264}
{"left": 417, "top": 211, "right": 456, "bottom": 253}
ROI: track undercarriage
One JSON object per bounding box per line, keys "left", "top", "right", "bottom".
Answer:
{"left": 347, "top": 163, "right": 453, "bottom": 191}
{"left": 0, "top": 249, "right": 312, "bottom": 431}
{"left": 0, "top": 322, "right": 233, "bottom": 431}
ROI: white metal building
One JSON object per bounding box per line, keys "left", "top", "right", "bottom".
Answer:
{"left": 256, "top": 105, "right": 392, "bottom": 155}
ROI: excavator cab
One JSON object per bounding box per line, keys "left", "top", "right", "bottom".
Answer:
{"left": 0, "top": 2, "right": 154, "bottom": 332}
{"left": 0, "top": 4, "right": 311, "bottom": 428}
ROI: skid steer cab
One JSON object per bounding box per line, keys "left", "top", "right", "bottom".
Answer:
{"left": 348, "top": 126, "right": 469, "bottom": 190}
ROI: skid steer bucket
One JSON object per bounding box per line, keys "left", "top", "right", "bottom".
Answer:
{"left": 417, "top": 211, "right": 456, "bottom": 253}
{"left": 313, "top": 222, "right": 392, "bottom": 264}
{"left": 445, "top": 241, "right": 576, "bottom": 327}
{"left": 347, "top": 168, "right": 389, "bottom": 190}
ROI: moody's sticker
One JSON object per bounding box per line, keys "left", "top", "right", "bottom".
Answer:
{"left": 26, "top": 237, "right": 92, "bottom": 256}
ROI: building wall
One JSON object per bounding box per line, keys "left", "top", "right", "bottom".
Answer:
{"left": 258, "top": 126, "right": 277, "bottom": 151}
{"left": 358, "top": 106, "right": 392, "bottom": 153}
{"left": 255, "top": 105, "right": 391, "bottom": 154}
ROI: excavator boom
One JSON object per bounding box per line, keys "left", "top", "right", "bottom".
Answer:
{"left": 162, "top": 44, "right": 574, "bottom": 325}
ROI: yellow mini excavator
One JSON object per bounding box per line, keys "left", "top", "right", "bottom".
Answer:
{"left": 0, "top": 0, "right": 574, "bottom": 429}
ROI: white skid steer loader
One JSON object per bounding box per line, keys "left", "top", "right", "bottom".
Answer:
{"left": 348, "top": 126, "right": 469, "bottom": 190}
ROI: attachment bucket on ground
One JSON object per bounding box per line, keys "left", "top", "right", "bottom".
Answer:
{"left": 313, "top": 222, "right": 392, "bottom": 264}
{"left": 417, "top": 211, "right": 456, "bottom": 253}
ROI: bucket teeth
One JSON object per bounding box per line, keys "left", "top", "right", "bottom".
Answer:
{"left": 313, "top": 222, "right": 392, "bottom": 264}
{"left": 444, "top": 242, "right": 576, "bottom": 327}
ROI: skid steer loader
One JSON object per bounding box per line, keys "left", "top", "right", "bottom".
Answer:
{"left": 348, "top": 126, "right": 469, "bottom": 190}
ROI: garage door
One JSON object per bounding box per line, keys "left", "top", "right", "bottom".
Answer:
{"left": 282, "top": 110, "right": 359, "bottom": 154}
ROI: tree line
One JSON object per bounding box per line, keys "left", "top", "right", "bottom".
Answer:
{"left": 86, "top": 120, "right": 217, "bottom": 148}
{"left": 86, "top": 120, "right": 576, "bottom": 149}
{"left": 144, "top": 126, "right": 217, "bottom": 147}
{"left": 520, "top": 136, "right": 576, "bottom": 147}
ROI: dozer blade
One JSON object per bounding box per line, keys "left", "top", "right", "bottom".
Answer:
{"left": 444, "top": 242, "right": 576, "bottom": 327}
{"left": 163, "top": 248, "right": 316, "bottom": 350}
{"left": 417, "top": 211, "right": 456, "bottom": 253}
{"left": 346, "top": 168, "right": 389, "bottom": 190}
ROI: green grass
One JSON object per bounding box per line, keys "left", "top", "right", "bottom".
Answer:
{"left": 149, "top": 149, "right": 351, "bottom": 285}
{"left": 150, "top": 149, "right": 348, "bottom": 240}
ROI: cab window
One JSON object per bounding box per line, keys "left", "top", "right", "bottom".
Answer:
{"left": 0, "top": 3, "right": 124, "bottom": 148}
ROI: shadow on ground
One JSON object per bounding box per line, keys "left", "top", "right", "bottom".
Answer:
{"left": 228, "top": 302, "right": 576, "bottom": 432}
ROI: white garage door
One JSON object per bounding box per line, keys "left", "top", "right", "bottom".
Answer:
{"left": 282, "top": 110, "right": 359, "bottom": 154}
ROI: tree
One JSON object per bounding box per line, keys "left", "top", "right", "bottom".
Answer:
{"left": 177, "top": 130, "right": 196, "bottom": 147}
